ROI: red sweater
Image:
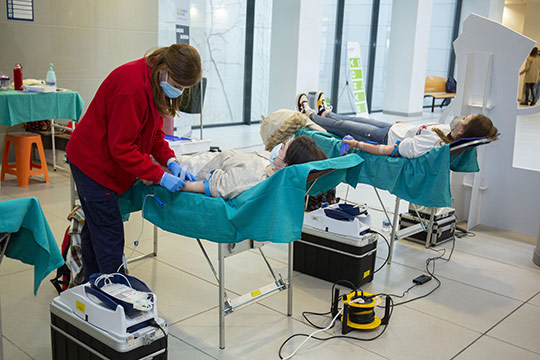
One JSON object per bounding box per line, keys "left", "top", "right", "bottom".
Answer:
{"left": 66, "top": 58, "right": 175, "bottom": 194}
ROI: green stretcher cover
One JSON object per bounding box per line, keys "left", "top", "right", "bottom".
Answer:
{"left": 296, "top": 129, "right": 480, "bottom": 208}
{"left": 118, "top": 154, "right": 363, "bottom": 244}
{"left": 0, "top": 197, "right": 64, "bottom": 295}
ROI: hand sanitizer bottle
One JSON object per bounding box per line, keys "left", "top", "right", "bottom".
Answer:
{"left": 46, "top": 63, "right": 56, "bottom": 88}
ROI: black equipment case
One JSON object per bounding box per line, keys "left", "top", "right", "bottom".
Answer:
{"left": 294, "top": 227, "right": 378, "bottom": 286}
{"left": 399, "top": 212, "right": 456, "bottom": 247}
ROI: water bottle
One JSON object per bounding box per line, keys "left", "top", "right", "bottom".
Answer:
{"left": 382, "top": 220, "right": 391, "bottom": 233}
{"left": 13, "top": 64, "right": 23, "bottom": 91}
{"left": 46, "top": 63, "right": 56, "bottom": 87}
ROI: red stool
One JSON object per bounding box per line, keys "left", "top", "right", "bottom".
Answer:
{"left": 1, "top": 132, "right": 50, "bottom": 187}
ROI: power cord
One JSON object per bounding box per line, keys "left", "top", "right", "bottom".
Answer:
{"left": 117, "top": 191, "right": 167, "bottom": 273}
{"left": 279, "top": 295, "right": 392, "bottom": 360}
{"left": 370, "top": 229, "right": 390, "bottom": 274}
{"left": 390, "top": 236, "right": 455, "bottom": 306}
{"left": 280, "top": 235, "right": 457, "bottom": 358}
{"left": 148, "top": 319, "right": 168, "bottom": 353}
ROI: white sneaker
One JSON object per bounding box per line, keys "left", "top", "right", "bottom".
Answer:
{"left": 296, "top": 92, "right": 314, "bottom": 116}
{"left": 314, "top": 91, "right": 332, "bottom": 116}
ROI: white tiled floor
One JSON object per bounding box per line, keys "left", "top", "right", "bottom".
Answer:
{"left": 1, "top": 109, "right": 539, "bottom": 359}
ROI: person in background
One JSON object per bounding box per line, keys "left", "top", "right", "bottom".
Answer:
{"left": 66, "top": 44, "right": 202, "bottom": 281}
{"left": 296, "top": 91, "right": 498, "bottom": 159}
{"left": 520, "top": 47, "right": 540, "bottom": 106}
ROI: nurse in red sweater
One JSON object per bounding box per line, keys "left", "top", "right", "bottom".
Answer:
{"left": 66, "top": 44, "right": 202, "bottom": 281}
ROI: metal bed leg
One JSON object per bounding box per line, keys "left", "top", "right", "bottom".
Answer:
{"left": 51, "top": 119, "right": 57, "bottom": 171}
{"left": 287, "top": 242, "right": 293, "bottom": 316}
{"left": 426, "top": 207, "right": 436, "bottom": 248}
{"left": 153, "top": 225, "right": 158, "bottom": 256}
{"left": 388, "top": 197, "right": 401, "bottom": 264}
{"left": 218, "top": 243, "right": 225, "bottom": 349}
{"left": 0, "top": 233, "right": 12, "bottom": 266}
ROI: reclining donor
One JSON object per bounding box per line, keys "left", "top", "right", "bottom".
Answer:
{"left": 150, "top": 110, "right": 327, "bottom": 199}
{"left": 297, "top": 91, "right": 498, "bottom": 159}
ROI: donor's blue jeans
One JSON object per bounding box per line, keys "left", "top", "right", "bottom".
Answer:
{"left": 309, "top": 112, "right": 392, "bottom": 144}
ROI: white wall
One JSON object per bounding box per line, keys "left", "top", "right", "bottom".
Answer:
{"left": 0, "top": 0, "right": 158, "bottom": 160}
{"left": 522, "top": 4, "right": 540, "bottom": 45}
{"left": 502, "top": 4, "right": 526, "bottom": 34}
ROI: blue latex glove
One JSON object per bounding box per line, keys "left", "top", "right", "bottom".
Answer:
{"left": 168, "top": 161, "right": 197, "bottom": 181}
{"left": 340, "top": 135, "right": 355, "bottom": 156}
{"left": 160, "top": 172, "right": 186, "bottom": 192}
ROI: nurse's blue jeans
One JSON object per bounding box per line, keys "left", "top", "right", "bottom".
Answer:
{"left": 309, "top": 112, "right": 392, "bottom": 144}
{"left": 69, "top": 161, "right": 125, "bottom": 282}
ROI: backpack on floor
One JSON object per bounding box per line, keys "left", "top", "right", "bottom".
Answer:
{"left": 50, "top": 206, "right": 85, "bottom": 294}
{"left": 50, "top": 227, "right": 72, "bottom": 293}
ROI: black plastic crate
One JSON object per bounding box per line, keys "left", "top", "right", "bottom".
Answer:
{"left": 294, "top": 230, "right": 377, "bottom": 286}
{"left": 50, "top": 312, "right": 167, "bottom": 360}
{"left": 399, "top": 213, "right": 456, "bottom": 247}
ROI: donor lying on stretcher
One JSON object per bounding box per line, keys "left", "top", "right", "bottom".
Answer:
{"left": 174, "top": 134, "right": 326, "bottom": 198}
{"left": 296, "top": 91, "right": 498, "bottom": 159}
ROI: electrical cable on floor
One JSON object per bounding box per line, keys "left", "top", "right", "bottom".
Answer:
{"left": 455, "top": 225, "right": 475, "bottom": 239}
{"left": 280, "top": 233, "right": 457, "bottom": 358}
{"left": 390, "top": 235, "right": 455, "bottom": 306}
{"left": 279, "top": 295, "right": 393, "bottom": 360}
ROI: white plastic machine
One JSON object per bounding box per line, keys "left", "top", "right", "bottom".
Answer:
{"left": 50, "top": 281, "right": 167, "bottom": 359}
{"left": 303, "top": 203, "right": 371, "bottom": 240}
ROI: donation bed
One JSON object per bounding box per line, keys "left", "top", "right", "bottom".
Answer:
{"left": 118, "top": 154, "right": 363, "bottom": 348}
{"left": 116, "top": 128, "right": 495, "bottom": 348}
{"left": 297, "top": 128, "right": 497, "bottom": 260}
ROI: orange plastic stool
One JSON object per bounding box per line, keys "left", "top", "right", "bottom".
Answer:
{"left": 1, "top": 132, "right": 50, "bottom": 187}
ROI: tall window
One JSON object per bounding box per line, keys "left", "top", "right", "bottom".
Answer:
{"left": 369, "top": 0, "right": 393, "bottom": 111}
{"left": 424, "top": 0, "right": 457, "bottom": 106}
{"left": 318, "top": 0, "right": 458, "bottom": 114}
{"left": 250, "top": 0, "right": 273, "bottom": 122}
{"left": 338, "top": 0, "right": 374, "bottom": 113}
{"left": 318, "top": 0, "right": 393, "bottom": 113}
{"left": 159, "top": 0, "right": 248, "bottom": 126}
{"left": 318, "top": 1, "right": 338, "bottom": 103}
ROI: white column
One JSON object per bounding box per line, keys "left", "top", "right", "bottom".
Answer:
{"left": 383, "top": 0, "right": 433, "bottom": 116}
{"left": 267, "top": 0, "right": 324, "bottom": 112}
{"left": 461, "top": 0, "right": 505, "bottom": 26}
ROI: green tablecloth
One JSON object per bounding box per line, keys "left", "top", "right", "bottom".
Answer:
{"left": 0, "top": 197, "right": 64, "bottom": 295}
{"left": 0, "top": 89, "right": 84, "bottom": 126}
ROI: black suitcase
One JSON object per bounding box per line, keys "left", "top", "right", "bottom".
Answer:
{"left": 399, "top": 213, "right": 456, "bottom": 247}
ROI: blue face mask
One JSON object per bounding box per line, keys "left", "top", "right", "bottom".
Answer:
{"left": 160, "top": 72, "right": 184, "bottom": 98}
{"left": 270, "top": 143, "right": 284, "bottom": 169}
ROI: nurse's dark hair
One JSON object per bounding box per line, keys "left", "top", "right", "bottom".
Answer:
{"left": 283, "top": 135, "right": 327, "bottom": 166}
{"left": 146, "top": 44, "right": 202, "bottom": 117}
{"left": 433, "top": 114, "right": 498, "bottom": 144}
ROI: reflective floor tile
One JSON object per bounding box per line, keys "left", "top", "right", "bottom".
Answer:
{"left": 487, "top": 303, "right": 540, "bottom": 354}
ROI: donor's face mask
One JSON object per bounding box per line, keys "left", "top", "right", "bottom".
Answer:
{"left": 449, "top": 116, "right": 464, "bottom": 130}
{"left": 270, "top": 143, "right": 284, "bottom": 169}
